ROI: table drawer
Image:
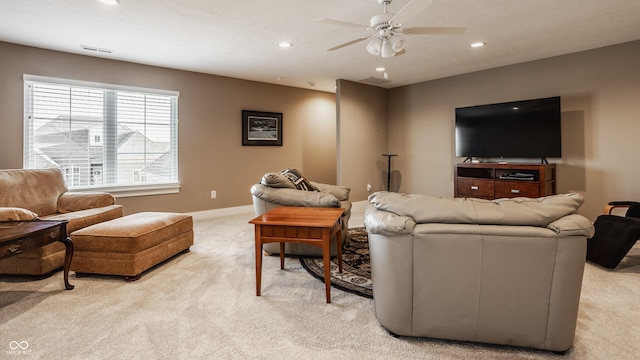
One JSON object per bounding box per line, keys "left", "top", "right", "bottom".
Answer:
{"left": 1, "top": 240, "right": 25, "bottom": 258}
{"left": 0, "top": 229, "right": 61, "bottom": 259}
{"left": 456, "top": 178, "right": 494, "bottom": 199}
{"left": 494, "top": 181, "right": 540, "bottom": 198}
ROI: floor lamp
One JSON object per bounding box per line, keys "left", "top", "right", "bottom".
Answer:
{"left": 382, "top": 153, "right": 397, "bottom": 191}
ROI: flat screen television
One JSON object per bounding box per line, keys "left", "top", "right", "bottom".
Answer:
{"left": 455, "top": 96, "right": 561, "bottom": 162}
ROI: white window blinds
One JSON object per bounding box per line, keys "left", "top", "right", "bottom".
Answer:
{"left": 23, "top": 76, "right": 179, "bottom": 191}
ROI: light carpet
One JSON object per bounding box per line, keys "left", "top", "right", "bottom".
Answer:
{"left": 1, "top": 206, "right": 639, "bottom": 360}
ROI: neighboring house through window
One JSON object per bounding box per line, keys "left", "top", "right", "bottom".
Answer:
{"left": 23, "top": 75, "right": 180, "bottom": 197}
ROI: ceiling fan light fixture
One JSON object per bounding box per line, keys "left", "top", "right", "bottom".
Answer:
{"left": 381, "top": 40, "right": 395, "bottom": 58}
{"left": 367, "top": 37, "right": 383, "bottom": 56}
{"left": 389, "top": 35, "right": 405, "bottom": 52}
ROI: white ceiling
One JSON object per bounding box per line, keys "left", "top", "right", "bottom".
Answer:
{"left": 1, "top": 0, "right": 639, "bottom": 93}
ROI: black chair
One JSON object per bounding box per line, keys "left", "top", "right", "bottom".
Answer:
{"left": 586, "top": 201, "right": 640, "bottom": 269}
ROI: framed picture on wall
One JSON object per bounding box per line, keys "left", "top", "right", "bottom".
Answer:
{"left": 242, "top": 110, "right": 283, "bottom": 146}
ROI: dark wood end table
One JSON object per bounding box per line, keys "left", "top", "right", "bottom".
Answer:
{"left": 0, "top": 220, "right": 74, "bottom": 290}
{"left": 249, "top": 207, "right": 344, "bottom": 303}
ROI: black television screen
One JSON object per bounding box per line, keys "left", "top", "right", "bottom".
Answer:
{"left": 455, "top": 96, "right": 561, "bottom": 159}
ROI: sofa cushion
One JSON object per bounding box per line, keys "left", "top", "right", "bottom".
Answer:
{"left": 312, "top": 182, "right": 351, "bottom": 201}
{"left": 547, "top": 213, "right": 595, "bottom": 237}
{"left": 57, "top": 192, "right": 116, "bottom": 213}
{"left": 0, "top": 168, "right": 68, "bottom": 216}
{"left": 368, "top": 192, "right": 584, "bottom": 227}
{"left": 364, "top": 206, "right": 416, "bottom": 235}
{"left": 0, "top": 207, "right": 39, "bottom": 221}
{"left": 251, "top": 184, "right": 339, "bottom": 207}
{"left": 260, "top": 172, "right": 296, "bottom": 189}
{"left": 42, "top": 204, "right": 124, "bottom": 233}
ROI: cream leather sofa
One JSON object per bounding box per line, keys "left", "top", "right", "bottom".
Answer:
{"left": 251, "top": 170, "right": 351, "bottom": 256}
{"left": 364, "top": 191, "right": 594, "bottom": 352}
{"left": 0, "top": 168, "right": 123, "bottom": 276}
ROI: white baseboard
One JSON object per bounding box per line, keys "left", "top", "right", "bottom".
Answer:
{"left": 187, "top": 205, "right": 254, "bottom": 220}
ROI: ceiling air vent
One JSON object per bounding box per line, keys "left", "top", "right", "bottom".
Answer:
{"left": 358, "top": 77, "right": 391, "bottom": 86}
{"left": 81, "top": 45, "right": 113, "bottom": 54}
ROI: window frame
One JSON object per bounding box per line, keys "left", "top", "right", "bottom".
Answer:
{"left": 23, "top": 74, "right": 180, "bottom": 198}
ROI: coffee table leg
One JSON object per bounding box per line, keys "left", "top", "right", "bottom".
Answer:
{"left": 323, "top": 231, "right": 332, "bottom": 303}
{"left": 280, "top": 242, "right": 285, "bottom": 270}
{"left": 336, "top": 228, "right": 343, "bottom": 273}
{"left": 59, "top": 236, "right": 74, "bottom": 290}
{"left": 255, "top": 226, "right": 262, "bottom": 296}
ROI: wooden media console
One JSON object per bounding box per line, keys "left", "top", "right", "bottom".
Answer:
{"left": 454, "top": 163, "right": 556, "bottom": 200}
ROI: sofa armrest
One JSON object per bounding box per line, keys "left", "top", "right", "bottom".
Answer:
{"left": 0, "top": 207, "right": 39, "bottom": 221}
{"left": 250, "top": 184, "right": 340, "bottom": 207}
{"left": 310, "top": 181, "right": 350, "bottom": 201}
{"left": 57, "top": 192, "right": 116, "bottom": 214}
{"left": 547, "top": 214, "right": 595, "bottom": 238}
{"left": 364, "top": 206, "right": 416, "bottom": 235}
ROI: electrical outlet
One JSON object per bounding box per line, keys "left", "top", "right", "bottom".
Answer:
{"left": 367, "top": 184, "right": 372, "bottom": 192}
{"left": 210, "top": 190, "right": 217, "bottom": 199}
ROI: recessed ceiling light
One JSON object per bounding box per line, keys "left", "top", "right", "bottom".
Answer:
{"left": 97, "top": 0, "right": 120, "bottom": 5}
{"left": 376, "top": 67, "right": 386, "bottom": 72}
{"left": 470, "top": 42, "right": 486, "bottom": 48}
{"left": 278, "top": 42, "right": 293, "bottom": 48}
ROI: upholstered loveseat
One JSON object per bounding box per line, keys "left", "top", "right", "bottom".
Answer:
{"left": 250, "top": 169, "right": 351, "bottom": 256}
{"left": 364, "top": 191, "right": 594, "bottom": 352}
{"left": 0, "top": 168, "right": 123, "bottom": 275}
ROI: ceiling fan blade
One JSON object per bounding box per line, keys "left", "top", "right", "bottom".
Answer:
{"left": 390, "top": 0, "right": 432, "bottom": 26}
{"left": 403, "top": 26, "right": 466, "bottom": 35}
{"left": 327, "top": 37, "right": 370, "bottom": 51}
{"left": 317, "top": 19, "right": 371, "bottom": 30}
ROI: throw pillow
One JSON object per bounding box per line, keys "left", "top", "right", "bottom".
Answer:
{"left": 279, "top": 168, "right": 318, "bottom": 191}
{"left": 0, "top": 207, "right": 39, "bottom": 221}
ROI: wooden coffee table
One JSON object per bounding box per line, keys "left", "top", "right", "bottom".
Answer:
{"left": 249, "top": 207, "right": 344, "bottom": 303}
{"left": 0, "top": 220, "right": 74, "bottom": 290}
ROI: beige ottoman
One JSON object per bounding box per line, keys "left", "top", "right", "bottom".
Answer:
{"left": 70, "top": 212, "right": 193, "bottom": 281}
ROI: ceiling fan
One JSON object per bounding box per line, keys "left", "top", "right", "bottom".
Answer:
{"left": 319, "top": 0, "right": 465, "bottom": 58}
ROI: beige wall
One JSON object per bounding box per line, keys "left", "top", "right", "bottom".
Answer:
{"left": 3, "top": 40, "right": 639, "bottom": 219}
{"left": 0, "top": 42, "right": 337, "bottom": 214}
{"left": 387, "top": 40, "right": 640, "bottom": 220}
{"left": 337, "top": 80, "right": 388, "bottom": 201}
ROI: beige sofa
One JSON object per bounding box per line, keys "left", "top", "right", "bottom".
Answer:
{"left": 0, "top": 168, "right": 124, "bottom": 276}
{"left": 364, "top": 191, "right": 594, "bottom": 352}
{"left": 250, "top": 170, "right": 351, "bottom": 256}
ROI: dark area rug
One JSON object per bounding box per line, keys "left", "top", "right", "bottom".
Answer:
{"left": 300, "top": 227, "right": 372, "bottom": 298}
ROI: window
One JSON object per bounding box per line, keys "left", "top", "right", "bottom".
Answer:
{"left": 23, "top": 75, "right": 179, "bottom": 196}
